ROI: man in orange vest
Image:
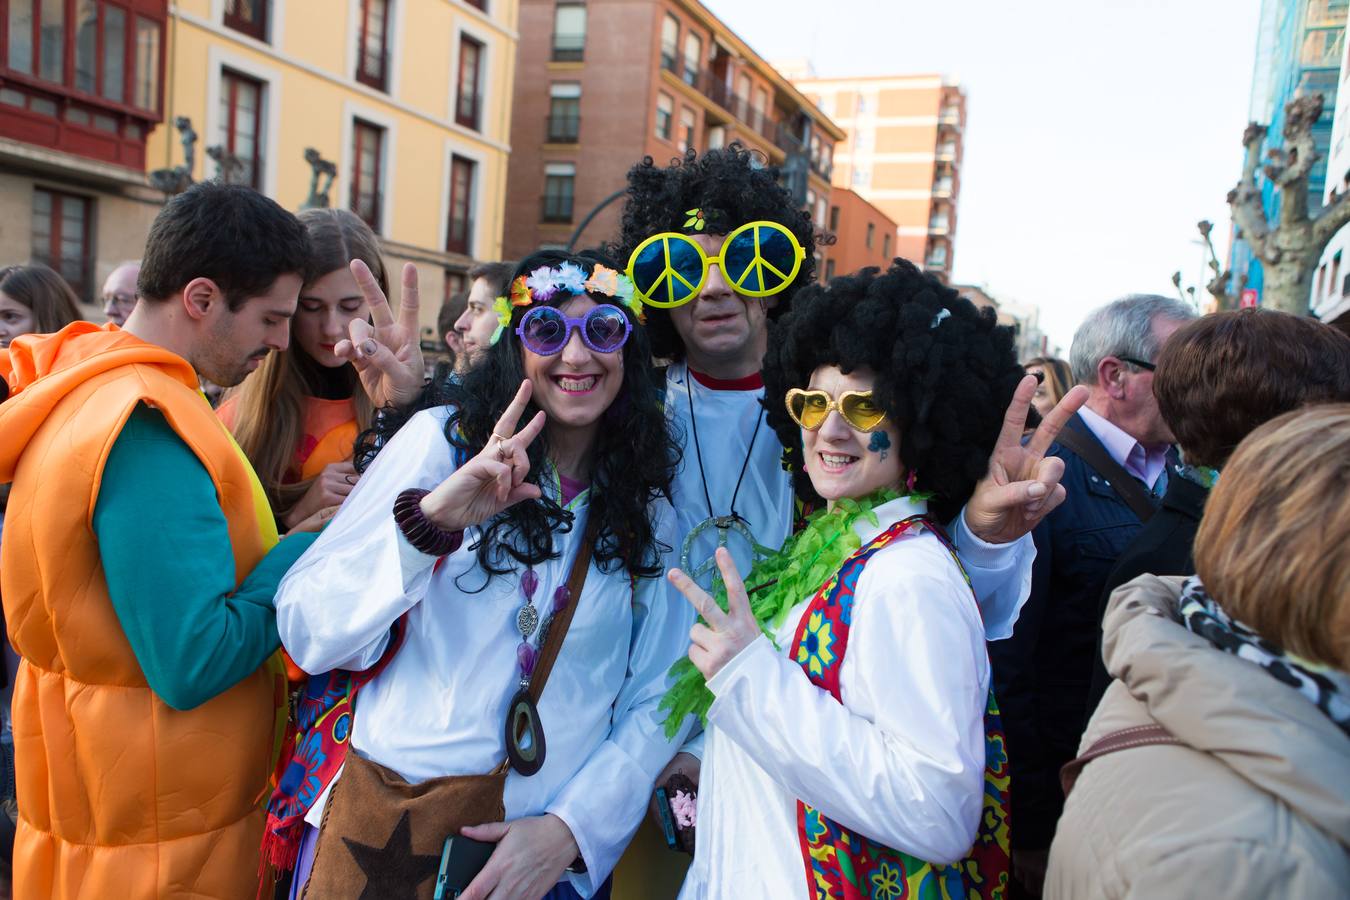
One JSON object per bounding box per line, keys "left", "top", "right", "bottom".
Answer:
{"left": 0, "top": 182, "right": 316, "bottom": 899}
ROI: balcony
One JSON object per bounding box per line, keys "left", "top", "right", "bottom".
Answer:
{"left": 774, "top": 120, "right": 805, "bottom": 155}
{"left": 938, "top": 107, "right": 962, "bottom": 128}
{"left": 937, "top": 142, "right": 958, "bottom": 162}
{"left": 541, "top": 193, "right": 574, "bottom": 223}
{"left": 546, "top": 113, "right": 580, "bottom": 143}
{"left": 928, "top": 217, "right": 950, "bottom": 236}
{"left": 932, "top": 178, "right": 954, "bottom": 199}
{"left": 924, "top": 254, "right": 948, "bottom": 272}
{"left": 551, "top": 34, "right": 585, "bottom": 62}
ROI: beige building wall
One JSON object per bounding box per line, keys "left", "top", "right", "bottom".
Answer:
{"left": 147, "top": 0, "right": 520, "bottom": 336}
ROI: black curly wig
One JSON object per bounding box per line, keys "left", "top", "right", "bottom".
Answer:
{"left": 763, "top": 259, "right": 1024, "bottom": 524}
{"left": 357, "top": 249, "right": 678, "bottom": 581}
{"left": 609, "top": 144, "right": 820, "bottom": 361}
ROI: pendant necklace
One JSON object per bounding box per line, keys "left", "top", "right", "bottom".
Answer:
{"left": 679, "top": 370, "right": 775, "bottom": 585}
{"left": 504, "top": 564, "right": 571, "bottom": 776}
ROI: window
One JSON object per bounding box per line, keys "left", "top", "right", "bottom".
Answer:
{"left": 752, "top": 87, "right": 768, "bottom": 131}
{"left": 552, "top": 3, "right": 585, "bottom": 62}
{"left": 883, "top": 233, "right": 891, "bottom": 258}
{"left": 926, "top": 244, "right": 947, "bottom": 267}
{"left": 866, "top": 222, "right": 874, "bottom": 249}
{"left": 542, "top": 162, "right": 575, "bottom": 222}
{"left": 0, "top": 2, "right": 165, "bottom": 168}
{"left": 464, "top": 0, "right": 487, "bottom": 10}
{"left": 357, "top": 0, "right": 390, "bottom": 90}
{"left": 655, "top": 92, "right": 673, "bottom": 141}
{"left": 682, "top": 32, "right": 701, "bottom": 86}
{"left": 219, "top": 69, "right": 264, "bottom": 189}
{"left": 828, "top": 205, "right": 839, "bottom": 232}
{"left": 72, "top": 1, "right": 128, "bottom": 103}
{"left": 32, "top": 188, "right": 93, "bottom": 301}
{"left": 350, "top": 119, "right": 385, "bottom": 231}
{"left": 456, "top": 35, "right": 483, "bottom": 130}
{"left": 735, "top": 73, "right": 751, "bottom": 120}
{"left": 547, "top": 82, "right": 580, "bottom": 142}
{"left": 824, "top": 259, "right": 836, "bottom": 281}
{"left": 815, "top": 196, "right": 827, "bottom": 228}
{"left": 446, "top": 155, "right": 475, "bottom": 255}
{"left": 8, "top": 0, "right": 66, "bottom": 82}
{"left": 134, "top": 16, "right": 160, "bottom": 110}
{"left": 679, "top": 107, "right": 696, "bottom": 153}
{"left": 660, "top": 14, "right": 678, "bottom": 73}
{"left": 852, "top": 166, "right": 871, "bottom": 188}
{"left": 1332, "top": 251, "right": 1343, "bottom": 302}
{"left": 224, "top": 0, "right": 267, "bottom": 41}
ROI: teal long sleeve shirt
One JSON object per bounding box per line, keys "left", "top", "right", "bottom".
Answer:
{"left": 93, "top": 405, "right": 317, "bottom": 711}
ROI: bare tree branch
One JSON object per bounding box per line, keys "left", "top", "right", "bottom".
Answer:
{"left": 1313, "top": 189, "right": 1350, "bottom": 245}
{"left": 1275, "top": 94, "right": 1324, "bottom": 228}
{"left": 1229, "top": 122, "right": 1272, "bottom": 259}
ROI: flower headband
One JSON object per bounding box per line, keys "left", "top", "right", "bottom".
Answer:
{"left": 491, "top": 262, "right": 644, "bottom": 344}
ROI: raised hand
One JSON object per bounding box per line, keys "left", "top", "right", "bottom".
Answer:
{"left": 418, "top": 380, "right": 547, "bottom": 533}
{"left": 668, "top": 548, "right": 761, "bottom": 680}
{"left": 963, "top": 374, "right": 1090, "bottom": 544}
{"left": 334, "top": 260, "right": 426, "bottom": 409}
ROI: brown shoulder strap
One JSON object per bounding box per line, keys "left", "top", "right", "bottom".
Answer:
{"left": 1060, "top": 724, "right": 1181, "bottom": 797}
{"left": 1054, "top": 424, "right": 1157, "bottom": 523}
{"left": 528, "top": 514, "right": 599, "bottom": 703}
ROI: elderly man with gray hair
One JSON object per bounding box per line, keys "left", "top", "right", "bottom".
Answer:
{"left": 990, "top": 293, "right": 1195, "bottom": 898}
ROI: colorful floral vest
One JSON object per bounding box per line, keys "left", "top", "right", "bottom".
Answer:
{"left": 787, "top": 516, "right": 1012, "bottom": 900}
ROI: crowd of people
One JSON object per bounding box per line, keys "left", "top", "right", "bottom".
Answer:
{"left": 0, "top": 145, "right": 1346, "bottom": 900}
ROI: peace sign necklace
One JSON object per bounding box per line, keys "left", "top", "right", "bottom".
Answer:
{"left": 678, "top": 371, "right": 776, "bottom": 584}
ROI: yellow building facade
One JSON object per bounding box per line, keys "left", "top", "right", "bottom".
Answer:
{"left": 152, "top": 0, "right": 520, "bottom": 331}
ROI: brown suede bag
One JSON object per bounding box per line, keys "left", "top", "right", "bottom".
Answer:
{"left": 302, "top": 523, "right": 596, "bottom": 900}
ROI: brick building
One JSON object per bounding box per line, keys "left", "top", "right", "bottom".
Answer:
{"left": 793, "top": 72, "right": 966, "bottom": 282}
{"left": 821, "top": 187, "right": 899, "bottom": 280}
{"left": 503, "top": 0, "right": 845, "bottom": 263}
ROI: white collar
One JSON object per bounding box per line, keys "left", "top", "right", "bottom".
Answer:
{"left": 852, "top": 494, "right": 929, "bottom": 544}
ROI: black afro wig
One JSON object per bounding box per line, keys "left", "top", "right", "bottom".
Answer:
{"left": 763, "top": 259, "right": 1024, "bottom": 524}
{"left": 609, "top": 144, "right": 820, "bottom": 361}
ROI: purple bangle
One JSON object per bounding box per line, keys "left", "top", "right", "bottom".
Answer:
{"left": 393, "top": 488, "right": 464, "bottom": 557}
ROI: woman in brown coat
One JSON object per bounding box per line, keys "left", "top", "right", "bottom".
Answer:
{"left": 1046, "top": 405, "right": 1350, "bottom": 899}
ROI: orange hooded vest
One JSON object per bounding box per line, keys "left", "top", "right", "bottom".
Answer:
{"left": 0, "top": 323, "right": 283, "bottom": 899}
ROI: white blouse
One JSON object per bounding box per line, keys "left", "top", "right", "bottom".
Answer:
{"left": 274, "top": 408, "right": 694, "bottom": 896}
{"left": 680, "top": 495, "right": 1001, "bottom": 899}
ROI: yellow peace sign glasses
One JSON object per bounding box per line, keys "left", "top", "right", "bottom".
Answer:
{"left": 625, "top": 220, "right": 806, "bottom": 309}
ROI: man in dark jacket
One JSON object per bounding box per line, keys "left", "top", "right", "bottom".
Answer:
{"left": 1085, "top": 309, "right": 1350, "bottom": 712}
{"left": 990, "top": 294, "right": 1195, "bottom": 897}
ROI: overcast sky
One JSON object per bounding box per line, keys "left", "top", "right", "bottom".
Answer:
{"left": 704, "top": 0, "right": 1263, "bottom": 352}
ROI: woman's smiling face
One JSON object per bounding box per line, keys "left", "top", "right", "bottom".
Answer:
{"left": 520, "top": 294, "right": 625, "bottom": 431}
{"left": 800, "top": 365, "right": 904, "bottom": 507}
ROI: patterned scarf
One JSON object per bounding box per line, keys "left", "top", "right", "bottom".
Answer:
{"left": 1180, "top": 576, "right": 1350, "bottom": 738}
{"left": 1174, "top": 462, "right": 1219, "bottom": 490}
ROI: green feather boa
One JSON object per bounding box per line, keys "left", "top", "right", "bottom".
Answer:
{"left": 658, "top": 488, "right": 929, "bottom": 739}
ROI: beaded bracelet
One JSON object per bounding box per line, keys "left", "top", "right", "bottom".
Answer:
{"left": 393, "top": 488, "right": 464, "bottom": 557}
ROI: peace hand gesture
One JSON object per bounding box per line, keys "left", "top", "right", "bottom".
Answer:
{"left": 419, "top": 380, "right": 547, "bottom": 533}
{"left": 334, "top": 260, "right": 426, "bottom": 409}
{"left": 668, "top": 548, "right": 761, "bottom": 680}
{"left": 963, "top": 374, "right": 1090, "bottom": 544}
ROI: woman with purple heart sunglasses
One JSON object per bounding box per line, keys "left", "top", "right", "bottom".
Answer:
{"left": 271, "top": 250, "right": 691, "bottom": 900}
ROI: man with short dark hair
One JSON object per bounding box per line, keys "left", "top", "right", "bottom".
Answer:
{"left": 989, "top": 293, "right": 1196, "bottom": 897}
{"left": 0, "top": 182, "right": 316, "bottom": 899}
{"left": 454, "top": 260, "right": 514, "bottom": 366}
{"left": 439, "top": 288, "right": 468, "bottom": 361}
{"left": 1085, "top": 309, "right": 1350, "bottom": 709}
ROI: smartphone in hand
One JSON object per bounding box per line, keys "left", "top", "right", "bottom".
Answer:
{"left": 434, "top": 833, "right": 496, "bottom": 899}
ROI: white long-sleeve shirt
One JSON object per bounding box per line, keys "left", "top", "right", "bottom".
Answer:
{"left": 274, "top": 408, "right": 694, "bottom": 896}
{"left": 680, "top": 495, "right": 1002, "bottom": 899}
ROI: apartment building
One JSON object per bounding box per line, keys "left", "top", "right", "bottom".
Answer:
{"left": 503, "top": 0, "right": 844, "bottom": 261}
{"left": 794, "top": 72, "right": 966, "bottom": 282}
